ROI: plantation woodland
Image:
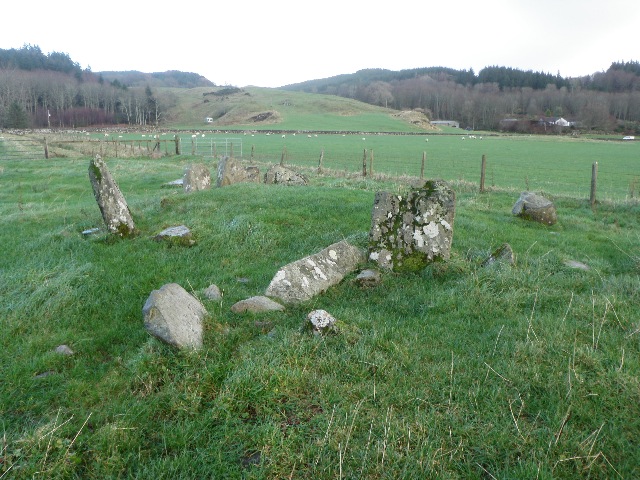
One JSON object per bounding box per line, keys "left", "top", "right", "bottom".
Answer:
{"left": 2, "top": 44, "right": 640, "bottom": 133}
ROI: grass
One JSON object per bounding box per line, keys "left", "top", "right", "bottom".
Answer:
{"left": 1, "top": 153, "right": 639, "bottom": 478}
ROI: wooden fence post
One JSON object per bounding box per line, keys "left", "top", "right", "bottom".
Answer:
{"left": 362, "top": 149, "right": 367, "bottom": 177}
{"left": 43, "top": 137, "right": 49, "bottom": 159}
{"left": 421, "top": 151, "right": 426, "bottom": 180}
{"left": 369, "top": 149, "right": 374, "bottom": 176}
{"left": 115, "top": 140, "right": 118, "bottom": 158}
{"left": 318, "top": 149, "right": 324, "bottom": 173}
{"left": 174, "top": 135, "right": 180, "bottom": 155}
{"left": 250, "top": 145, "right": 255, "bottom": 163}
{"left": 280, "top": 146, "right": 287, "bottom": 166}
{"left": 480, "top": 154, "right": 487, "bottom": 192}
{"left": 230, "top": 142, "right": 234, "bottom": 158}
{"left": 191, "top": 136, "right": 195, "bottom": 155}
{"left": 590, "top": 161, "right": 598, "bottom": 206}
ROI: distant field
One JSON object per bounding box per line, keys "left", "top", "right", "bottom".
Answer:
{"left": 173, "top": 132, "right": 640, "bottom": 201}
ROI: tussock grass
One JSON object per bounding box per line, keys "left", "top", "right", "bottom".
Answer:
{"left": 1, "top": 156, "right": 639, "bottom": 478}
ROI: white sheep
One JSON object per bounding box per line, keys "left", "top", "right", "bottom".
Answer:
{"left": 282, "top": 134, "right": 286, "bottom": 138}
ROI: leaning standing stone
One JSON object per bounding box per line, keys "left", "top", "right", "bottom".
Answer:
{"left": 183, "top": 164, "right": 211, "bottom": 193}
{"left": 88, "top": 154, "right": 136, "bottom": 237}
{"left": 265, "top": 240, "right": 365, "bottom": 304}
{"left": 368, "top": 180, "right": 455, "bottom": 272}
{"left": 512, "top": 191, "right": 557, "bottom": 225}
{"left": 142, "top": 283, "right": 207, "bottom": 350}
{"left": 264, "top": 164, "right": 308, "bottom": 186}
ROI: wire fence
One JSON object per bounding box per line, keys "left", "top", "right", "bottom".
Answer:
{"left": 2, "top": 132, "right": 639, "bottom": 203}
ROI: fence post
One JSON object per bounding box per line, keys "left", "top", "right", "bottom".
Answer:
{"left": 250, "top": 145, "right": 255, "bottom": 163}
{"left": 362, "top": 149, "right": 367, "bottom": 177}
{"left": 369, "top": 149, "right": 374, "bottom": 176}
{"left": 590, "top": 161, "right": 598, "bottom": 206}
{"left": 318, "top": 149, "right": 324, "bottom": 174}
{"left": 480, "top": 154, "right": 487, "bottom": 192}
{"left": 43, "top": 137, "right": 49, "bottom": 159}
{"left": 230, "top": 142, "right": 234, "bottom": 158}
{"left": 421, "top": 151, "right": 426, "bottom": 180}
{"left": 280, "top": 146, "right": 287, "bottom": 166}
{"left": 191, "top": 136, "right": 195, "bottom": 155}
{"left": 174, "top": 135, "right": 180, "bottom": 155}
{"left": 115, "top": 140, "right": 118, "bottom": 158}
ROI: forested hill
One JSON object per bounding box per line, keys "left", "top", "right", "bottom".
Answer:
{"left": 98, "top": 71, "right": 214, "bottom": 89}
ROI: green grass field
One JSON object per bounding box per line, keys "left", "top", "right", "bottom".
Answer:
{"left": 1, "top": 153, "right": 639, "bottom": 478}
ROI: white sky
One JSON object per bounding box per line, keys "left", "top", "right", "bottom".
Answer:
{"left": 2, "top": 0, "right": 639, "bottom": 88}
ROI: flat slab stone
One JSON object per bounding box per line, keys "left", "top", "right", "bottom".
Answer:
{"left": 265, "top": 240, "right": 365, "bottom": 304}
{"left": 231, "top": 296, "right": 285, "bottom": 313}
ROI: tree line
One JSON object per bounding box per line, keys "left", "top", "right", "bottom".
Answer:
{"left": 285, "top": 63, "right": 640, "bottom": 134}
{"left": 0, "top": 45, "right": 179, "bottom": 129}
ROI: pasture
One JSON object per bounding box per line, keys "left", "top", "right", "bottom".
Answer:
{"left": 1, "top": 147, "right": 639, "bottom": 478}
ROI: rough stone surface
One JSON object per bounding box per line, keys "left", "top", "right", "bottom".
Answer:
{"left": 564, "top": 260, "right": 590, "bottom": 270}
{"left": 217, "top": 157, "right": 261, "bottom": 187}
{"left": 203, "top": 284, "right": 223, "bottom": 301}
{"left": 368, "top": 180, "right": 455, "bottom": 272}
{"left": 307, "top": 309, "right": 338, "bottom": 335}
{"left": 153, "top": 225, "right": 195, "bottom": 246}
{"left": 183, "top": 164, "right": 211, "bottom": 193}
{"left": 231, "top": 296, "right": 285, "bottom": 313}
{"left": 482, "top": 243, "right": 516, "bottom": 267}
{"left": 265, "top": 240, "right": 365, "bottom": 304}
{"left": 55, "top": 345, "right": 74, "bottom": 355}
{"left": 264, "top": 164, "right": 308, "bottom": 186}
{"left": 142, "top": 283, "right": 207, "bottom": 350}
{"left": 88, "top": 154, "right": 136, "bottom": 237}
{"left": 355, "top": 269, "right": 382, "bottom": 287}
{"left": 162, "top": 178, "right": 183, "bottom": 188}
{"left": 512, "top": 191, "right": 557, "bottom": 225}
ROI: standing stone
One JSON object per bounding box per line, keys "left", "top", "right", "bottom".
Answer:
{"left": 369, "top": 180, "right": 455, "bottom": 272}
{"left": 512, "top": 192, "right": 557, "bottom": 225}
{"left": 217, "top": 157, "right": 261, "bottom": 187}
{"left": 142, "top": 283, "right": 207, "bottom": 350}
{"left": 265, "top": 240, "right": 365, "bottom": 304}
{"left": 88, "top": 154, "right": 136, "bottom": 237}
{"left": 264, "top": 164, "right": 308, "bottom": 186}
{"left": 183, "top": 164, "right": 211, "bottom": 193}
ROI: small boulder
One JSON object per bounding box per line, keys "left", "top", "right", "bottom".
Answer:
{"left": 153, "top": 225, "right": 195, "bottom": 246}
{"left": 482, "top": 243, "right": 516, "bottom": 268}
{"left": 564, "top": 260, "right": 590, "bottom": 270}
{"left": 306, "top": 309, "right": 338, "bottom": 336}
{"left": 231, "top": 296, "right": 285, "bottom": 313}
{"left": 203, "top": 284, "right": 223, "bottom": 301}
{"left": 142, "top": 283, "right": 207, "bottom": 350}
{"left": 355, "top": 269, "right": 382, "bottom": 287}
{"left": 264, "top": 164, "right": 308, "bottom": 186}
{"left": 512, "top": 192, "right": 557, "bottom": 225}
{"left": 55, "top": 345, "right": 74, "bottom": 356}
{"left": 217, "top": 157, "right": 261, "bottom": 187}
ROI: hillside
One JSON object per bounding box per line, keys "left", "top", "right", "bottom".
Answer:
{"left": 98, "top": 70, "right": 215, "bottom": 89}
{"left": 161, "top": 86, "right": 435, "bottom": 132}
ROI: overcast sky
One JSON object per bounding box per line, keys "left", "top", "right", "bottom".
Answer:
{"left": 2, "top": 0, "right": 639, "bottom": 88}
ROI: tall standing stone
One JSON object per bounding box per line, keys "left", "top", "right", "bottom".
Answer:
{"left": 368, "top": 180, "right": 455, "bottom": 272}
{"left": 88, "top": 154, "right": 136, "bottom": 237}
{"left": 183, "top": 163, "right": 211, "bottom": 193}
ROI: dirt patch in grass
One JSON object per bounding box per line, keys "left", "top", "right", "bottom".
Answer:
{"left": 391, "top": 110, "right": 438, "bottom": 130}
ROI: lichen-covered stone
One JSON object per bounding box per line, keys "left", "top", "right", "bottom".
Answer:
{"left": 88, "top": 154, "right": 136, "bottom": 237}
{"left": 217, "top": 157, "right": 261, "bottom": 187}
{"left": 265, "top": 240, "right": 365, "bottom": 304}
{"left": 368, "top": 180, "right": 455, "bottom": 272}
{"left": 183, "top": 164, "right": 211, "bottom": 193}
{"left": 306, "top": 309, "right": 338, "bottom": 335}
{"left": 512, "top": 191, "right": 557, "bottom": 225}
{"left": 153, "top": 225, "right": 195, "bottom": 246}
{"left": 482, "top": 243, "right": 516, "bottom": 267}
{"left": 230, "top": 296, "right": 285, "bottom": 313}
{"left": 264, "top": 164, "right": 308, "bottom": 186}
